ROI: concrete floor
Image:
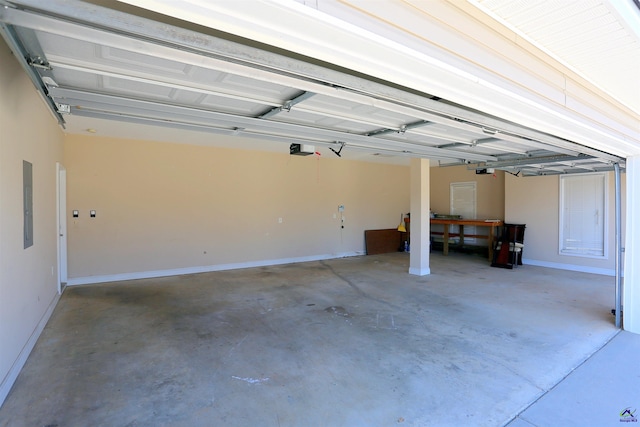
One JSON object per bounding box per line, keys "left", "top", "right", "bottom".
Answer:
{"left": 0, "top": 252, "right": 629, "bottom": 426}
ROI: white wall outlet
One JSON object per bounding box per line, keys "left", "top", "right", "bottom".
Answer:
{"left": 278, "top": 217, "right": 283, "bottom": 223}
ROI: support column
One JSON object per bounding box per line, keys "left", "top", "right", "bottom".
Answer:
{"left": 409, "top": 158, "right": 430, "bottom": 276}
{"left": 624, "top": 156, "right": 640, "bottom": 334}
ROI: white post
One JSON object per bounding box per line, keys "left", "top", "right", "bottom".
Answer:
{"left": 409, "top": 158, "right": 431, "bottom": 276}
{"left": 624, "top": 156, "right": 640, "bottom": 333}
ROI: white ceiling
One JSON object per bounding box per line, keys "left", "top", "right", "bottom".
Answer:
{"left": 0, "top": 0, "right": 632, "bottom": 175}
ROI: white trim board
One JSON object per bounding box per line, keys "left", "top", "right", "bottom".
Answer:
{"left": 522, "top": 258, "right": 615, "bottom": 277}
{"left": 0, "top": 291, "right": 61, "bottom": 408}
{"left": 67, "top": 251, "right": 365, "bottom": 286}
{"left": 409, "top": 267, "right": 431, "bottom": 276}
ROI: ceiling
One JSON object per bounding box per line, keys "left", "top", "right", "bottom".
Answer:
{"left": 0, "top": 0, "right": 629, "bottom": 176}
{"left": 470, "top": 0, "right": 640, "bottom": 115}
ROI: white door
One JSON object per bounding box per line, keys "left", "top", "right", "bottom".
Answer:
{"left": 560, "top": 173, "right": 606, "bottom": 257}
{"left": 56, "top": 163, "right": 67, "bottom": 293}
{"left": 450, "top": 182, "right": 477, "bottom": 244}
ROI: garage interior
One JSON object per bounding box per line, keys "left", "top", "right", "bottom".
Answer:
{"left": 1, "top": 0, "right": 639, "bottom": 426}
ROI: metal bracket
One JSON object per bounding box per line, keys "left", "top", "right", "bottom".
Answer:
{"left": 27, "top": 55, "right": 51, "bottom": 70}
{"left": 329, "top": 141, "right": 345, "bottom": 157}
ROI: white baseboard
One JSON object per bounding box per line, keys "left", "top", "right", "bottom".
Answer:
{"left": 0, "top": 291, "right": 61, "bottom": 408}
{"left": 522, "top": 258, "right": 616, "bottom": 276}
{"left": 67, "top": 251, "right": 365, "bottom": 286}
{"left": 409, "top": 267, "right": 431, "bottom": 276}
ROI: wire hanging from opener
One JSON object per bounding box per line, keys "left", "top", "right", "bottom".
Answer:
{"left": 315, "top": 151, "right": 321, "bottom": 183}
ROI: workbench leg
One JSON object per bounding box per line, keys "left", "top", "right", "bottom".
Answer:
{"left": 488, "top": 226, "right": 495, "bottom": 261}
{"left": 443, "top": 227, "right": 449, "bottom": 256}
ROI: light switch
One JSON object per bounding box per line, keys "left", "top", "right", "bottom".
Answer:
{"left": 90, "top": 210, "right": 96, "bottom": 218}
{"left": 72, "top": 210, "right": 79, "bottom": 218}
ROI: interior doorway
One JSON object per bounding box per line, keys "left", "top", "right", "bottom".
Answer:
{"left": 450, "top": 181, "right": 477, "bottom": 244}
{"left": 56, "top": 162, "right": 67, "bottom": 294}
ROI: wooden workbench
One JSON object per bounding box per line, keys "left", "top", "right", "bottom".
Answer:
{"left": 430, "top": 218, "right": 503, "bottom": 260}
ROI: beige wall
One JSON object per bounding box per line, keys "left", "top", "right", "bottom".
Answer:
{"left": 430, "top": 165, "right": 505, "bottom": 219}
{"left": 65, "top": 135, "right": 410, "bottom": 280}
{"left": 429, "top": 165, "right": 505, "bottom": 246}
{"left": 505, "top": 172, "right": 624, "bottom": 274}
{"left": 0, "top": 40, "right": 64, "bottom": 401}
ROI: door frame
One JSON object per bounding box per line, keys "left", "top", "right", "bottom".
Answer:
{"left": 558, "top": 172, "right": 608, "bottom": 258}
{"left": 56, "top": 162, "right": 67, "bottom": 294}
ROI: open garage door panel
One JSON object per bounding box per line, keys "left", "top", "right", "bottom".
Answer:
{"left": 0, "top": 0, "right": 625, "bottom": 175}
